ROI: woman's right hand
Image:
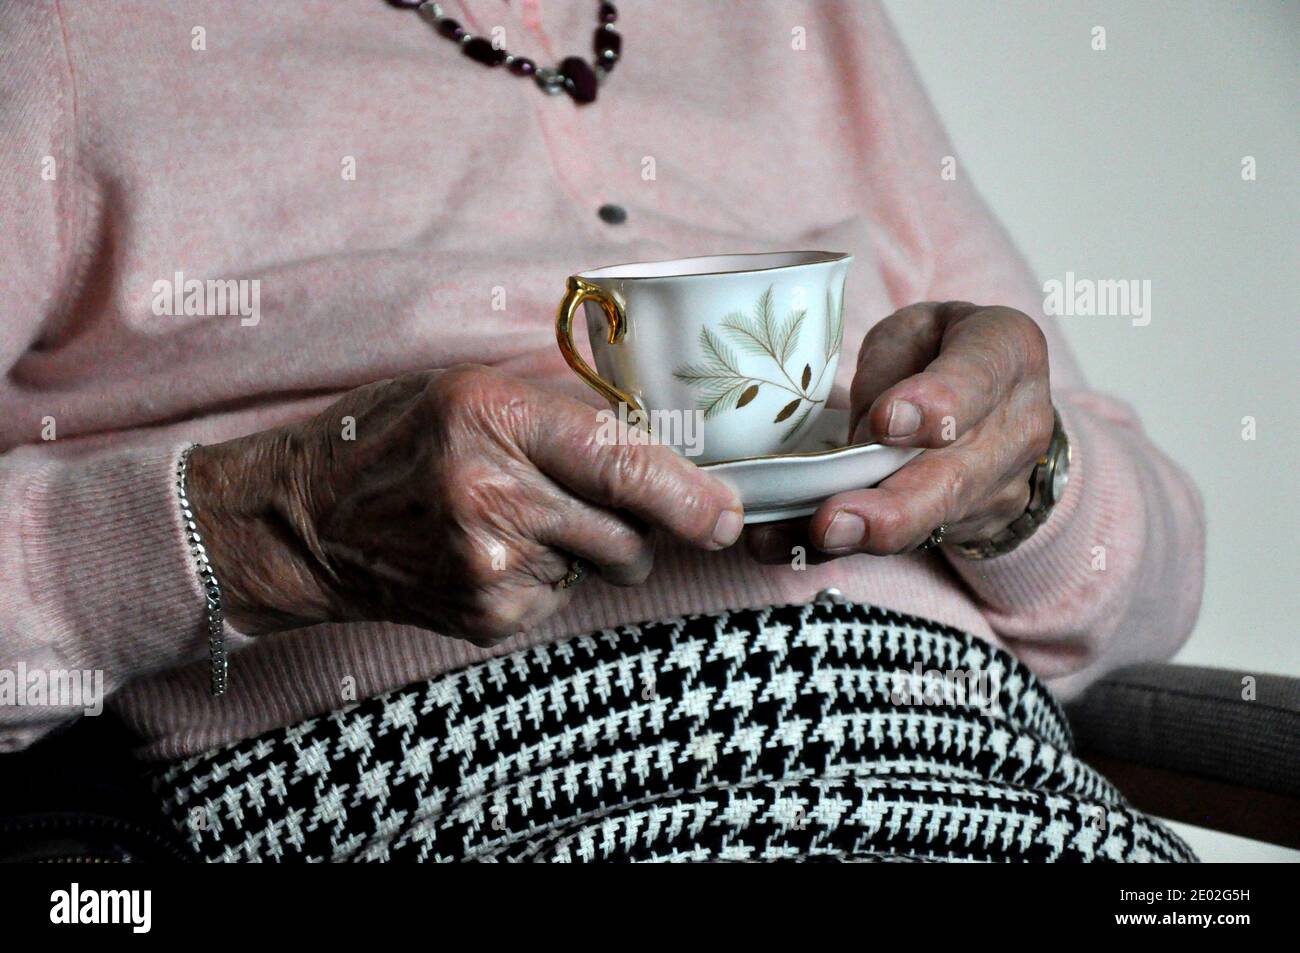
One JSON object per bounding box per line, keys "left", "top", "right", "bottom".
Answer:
{"left": 186, "top": 364, "right": 744, "bottom": 645}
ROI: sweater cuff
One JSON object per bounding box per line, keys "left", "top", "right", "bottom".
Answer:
{"left": 940, "top": 398, "right": 1139, "bottom": 644}
{"left": 20, "top": 443, "right": 252, "bottom": 685}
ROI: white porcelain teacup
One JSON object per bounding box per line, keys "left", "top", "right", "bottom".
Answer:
{"left": 556, "top": 251, "right": 852, "bottom": 464}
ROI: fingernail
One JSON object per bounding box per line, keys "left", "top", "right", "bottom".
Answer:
{"left": 822, "top": 511, "right": 865, "bottom": 552}
{"left": 887, "top": 400, "right": 922, "bottom": 437}
{"left": 712, "top": 508, "right": 744, "bottom": 548}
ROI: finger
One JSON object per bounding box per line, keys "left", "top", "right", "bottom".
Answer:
{"left": 810, "top": 440, "right": 1004, "bottom": 555}
{"left": 449, "top": 460, "right": 656, "bottom": 588}
{"left": 444, "top": 542, "right": 574, "bottom": 647}
{"left": 849, "top": 302, "right": 948, "bottom": 439}
{"left": 520, "top": 398, "right": 745, "bottom": 551}
{"left": 940, "top": 477, "right": 1032, "bottom": 545}
{"left": 743, "top": 518, "right": 837, "bottom": 566}
{"left": 534, "top": 494, "right": 656, "bottom": 586}
{"left": 862, "top": 306, "right": 1045, "bottom": 449}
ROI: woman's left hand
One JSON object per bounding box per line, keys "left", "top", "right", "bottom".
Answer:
{"left": 747, "top": 301, "right": 1055, "bottom": 561}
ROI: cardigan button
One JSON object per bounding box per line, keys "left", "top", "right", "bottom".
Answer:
{"left": 598, "top": 203, "right": 627, "bottom": 225}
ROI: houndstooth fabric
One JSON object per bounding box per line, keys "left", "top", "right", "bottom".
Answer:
{"left": 152, "top": 600, "right": 1196, "bottom": 862}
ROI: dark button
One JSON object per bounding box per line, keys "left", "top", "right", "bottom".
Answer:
{"left": 598, "top": 203, "right": 627, "bottom": 225}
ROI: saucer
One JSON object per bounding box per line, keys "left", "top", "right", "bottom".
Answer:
{"left": 700, "top": 410, "right": 922, "bottom": 523}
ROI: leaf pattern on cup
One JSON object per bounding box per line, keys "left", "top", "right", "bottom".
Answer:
{"left": 672, "top": 284, "right": 843, "bottom": 441}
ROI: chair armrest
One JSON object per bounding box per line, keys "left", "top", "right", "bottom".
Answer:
{"left": 1066, "top": 663, "right": 1300, "bottom": 847}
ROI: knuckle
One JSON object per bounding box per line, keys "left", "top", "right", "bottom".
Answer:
{"left": 676, "top": 490, "right": 719, "bottom": 539}
{"left": 444, "top": 464, "right": 539, "bottom": 537}
{"left": 603, "top": 444, "right": 654, "bottom": 499}
{"left": 430, "top": 362, "right": 487, "bottom": 394}
{"left": 866, "top": 508, "right": 912, "bottom": 554}
{"left": 1016, "top": 317, "right": 1049, "bottom": 373}
{"left": 861, "top": 313, "right": 900, "bottom": 352}
{"left": 922, "top": 380, "right": 962, "bottom": 436}
{"left": 476, "top": 600, "right": 527, "bottom": 641}
{"left": 969, "top": 344, "right": 1005, "bottom": 398}
{"left": 896, "top": 302, "right": 938, "bottom": 327}
{"left": 457, "top": 586, "right": 528, "bottom": 643}
{"left": 861, "top": 303, "right": 934, "bottom": 363}
{"left": 425, "top": 364, "right": 504, "bottom": 419}
{"left": 993, "top": 308, "right": 1048, "bottom": 371}
{"left": 936, "top": 300, "right": 980, "bottom": 327}
{"left": 444, "top": 468, "right": 504, "bottom": 521}
{"left": 457, "top": 540, "right": 503, "bottom": 589}
{"left": 942, "top": 456, "right": 975, "bottom": 515}
{"left": 599, "top": 445, "right": 713, "bottom": 532}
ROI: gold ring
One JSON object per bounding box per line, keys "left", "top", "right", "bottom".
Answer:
{"left": 555, "top": 558, "right": 589, "bottom": 590}
{"left": 917, "top": 523, "right": 949, "bottom": 552}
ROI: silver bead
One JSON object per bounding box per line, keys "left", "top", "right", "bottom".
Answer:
{"left": 535, "top": 68, "right": 565, "bottom": 95}
{"left": 814, "top": 587, "right": 849, "bottom": 605}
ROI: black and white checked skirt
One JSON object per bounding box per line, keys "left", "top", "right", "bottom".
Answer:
{"left": 152, "top": 599, "right": 1195, "bottom": 862}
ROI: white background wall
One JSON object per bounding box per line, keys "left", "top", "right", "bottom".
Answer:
{"left": 884, "top": 0, "right": 1298, "bottom": 677}
{"left": 882, "top": 0, "right": 1298, "bottom": 862}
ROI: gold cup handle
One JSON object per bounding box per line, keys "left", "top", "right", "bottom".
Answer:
{"left": 555, "top": 276, "right": 644, "bottom": 415}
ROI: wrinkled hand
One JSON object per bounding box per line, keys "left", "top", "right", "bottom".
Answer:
{"left": 748, "top": 301, "right": 1053, "bottom": 562}
{"left": 189, "top": 364, "right": 744, "bottom": 645}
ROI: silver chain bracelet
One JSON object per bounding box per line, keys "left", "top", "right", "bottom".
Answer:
{"left": 176, "top": 444, "right": 228, "bottom": 696}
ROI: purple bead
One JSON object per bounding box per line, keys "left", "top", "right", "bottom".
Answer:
{"left": 599, "top": 2, "right": 618, "bottom": 24}
{"left": 594, "top": 27, "right": 621, "bottom": 68}
{"left": 560, "top": 56, "right": 598, "bottom": 104}
{"left": 437, "top": 18, "right": 466, "bottom": 41}
{"left": 463, "top": 36, "right": 508, "bottom": 66}
{"left": 508, "top": 56, "right": 537, "bottom": 77}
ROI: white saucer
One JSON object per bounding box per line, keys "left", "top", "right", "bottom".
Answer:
{"left": 700, "top": 410, "right": 922, "bottom": 523}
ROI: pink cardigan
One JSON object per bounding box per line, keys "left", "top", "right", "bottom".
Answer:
{"left": 0, "top": 0, "right": 1204, "bottom": 759}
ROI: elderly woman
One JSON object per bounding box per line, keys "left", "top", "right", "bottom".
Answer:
{"left": 1, "top": 1, "right": 1202, "bottom": 862}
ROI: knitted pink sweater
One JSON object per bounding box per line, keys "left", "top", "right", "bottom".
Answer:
{"left": 0, "top": 0, "right": 1204, "bottom": 759}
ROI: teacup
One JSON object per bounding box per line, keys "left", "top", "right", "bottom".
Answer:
{"left": 556, "top": 251, "right": 852, "bottom": 464}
